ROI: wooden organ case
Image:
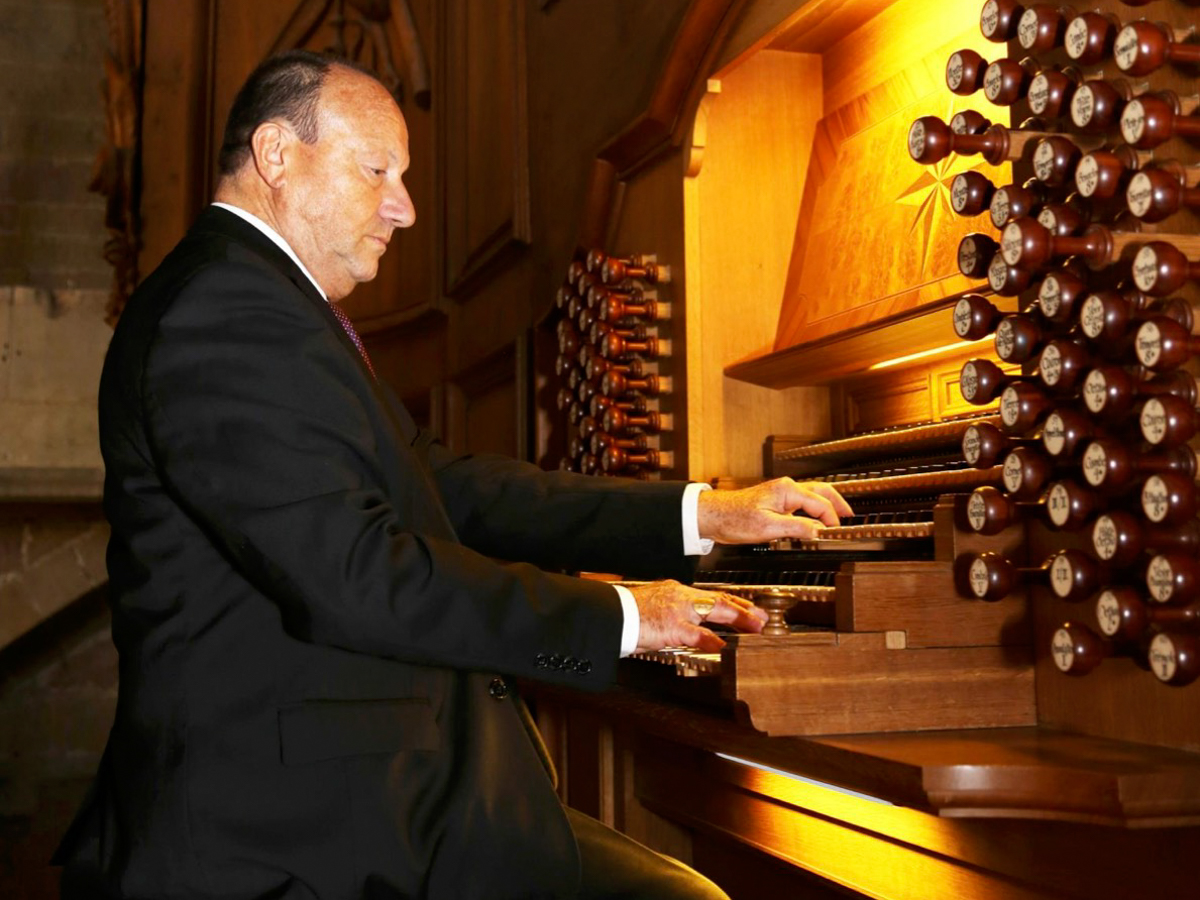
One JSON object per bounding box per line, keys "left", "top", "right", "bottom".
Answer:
{"left": 532, "top": 1, "right": 1200, "bottom": 898}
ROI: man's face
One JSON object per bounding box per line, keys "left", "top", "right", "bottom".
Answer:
{"left": 280, "top": 68, "right": 415, "bottom": 301}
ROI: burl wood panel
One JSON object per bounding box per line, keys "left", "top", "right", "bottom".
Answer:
{"left": 774, "top": 3, "right": 1011, "bottom": 351}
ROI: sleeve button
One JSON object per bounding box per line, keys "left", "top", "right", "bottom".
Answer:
{"left": 548, "top": 654, "right": 565, "bottom": 670}
{"left": 576, "top": 660, "right": 592, "bottom": 675}
{"left": 488, "top": 677, "right": 510, "bottom": 700}
{"left": 535, "top": 653, "right": 549, "bottom": 668}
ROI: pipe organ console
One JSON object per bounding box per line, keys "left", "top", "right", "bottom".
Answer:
{"left": 534, "top": 0, "right": 1200, "bottom": 895}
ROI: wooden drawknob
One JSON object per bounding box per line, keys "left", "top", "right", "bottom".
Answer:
{"left": 980, "top": 0, "right": 1023, "bottom": 42}
{"left": 756, "top": 589, "right": 794, "bottom": 636}
{"left": 1051, "top": 622, "right": 1107, "bottom": 675}
{"left": 1149, "top": 632, "right": 1200, "bottom": 686}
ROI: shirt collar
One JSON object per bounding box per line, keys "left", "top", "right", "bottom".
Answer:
{"left": 211, "top": 202, "right": 328, "bottom": 302}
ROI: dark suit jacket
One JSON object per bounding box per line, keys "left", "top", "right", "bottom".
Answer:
{"left": 55, "top": 206, "right": 697, "bottom": 900}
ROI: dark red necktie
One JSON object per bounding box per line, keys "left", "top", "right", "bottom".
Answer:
{"left": 329, "top": 302, "right": 376, "bottom": 380}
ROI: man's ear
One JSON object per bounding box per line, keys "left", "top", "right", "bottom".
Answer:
{"left": 249, "top": 120, "right": 292, "bottom": 189}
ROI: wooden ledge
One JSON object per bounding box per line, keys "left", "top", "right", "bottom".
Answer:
{"left": 532, "top": 682, "right": 1200, "bottom": 828}
{"left": 355, "top": 301, "right": 449, "bottom": 337}
{"left": 0, "top": 467, "right": 104, "bottom": 502}
{"left": 724, "top": 293, "right": 1019, "bottom": 389}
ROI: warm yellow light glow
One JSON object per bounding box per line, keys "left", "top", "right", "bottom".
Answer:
{"left": 868, "top": 338, "right": 985, "bottom": 370}
{"left": 717, "top": 753, "right": 893, "bottom": 805}
{"left": 707, "top": 752, "right": 980, "bottom": 896}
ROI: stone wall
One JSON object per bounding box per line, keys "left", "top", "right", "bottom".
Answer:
{"left": 0, "top": 1, "right": 116, "bottom": 897}
{"left": 0, "top": 0, "right": 111, "bottom": 289}
{"left": 1, "top": 286, "right": 109, "bottom": 470}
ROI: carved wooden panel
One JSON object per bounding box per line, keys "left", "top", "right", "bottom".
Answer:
{"left": 445, "top": 338, "right": 524, "bottom": 457}
{"left": 362, "top": 306, "right": 447, "bottom": 430}
{"left": 440, "top": 0, "right": 530, "bottom": 298}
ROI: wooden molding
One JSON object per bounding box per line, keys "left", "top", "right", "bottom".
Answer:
{"left": 440, "top": 0, "right": 531, "bottom": 298}
{"left": 138, "top": 0, "right": 217, "bottom": 279}
{"left": 597, "top": 0, "right": 747, "bottom": 179}
{"left": 356, "top": 299, "right": 448, "bottom": 337}
{"left": 724, "top": 286, "right": 1017, "bottom": 389}
{"left": 444, "top": 340, "right": 521, "bottom": 455}
{"left": 571, "top": 0, "right": 747, "bottom": 259}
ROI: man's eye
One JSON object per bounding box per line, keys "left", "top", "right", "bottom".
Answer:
{"left": 367, "top": 167, "right": 386, "bottom": 177}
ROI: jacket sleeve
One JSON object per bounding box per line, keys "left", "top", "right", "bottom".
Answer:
{"left": 421, "top": 439, "right": 699, "bottom": 582}
{"left": 139, "top": 262, "right": 624, "bottom": 687}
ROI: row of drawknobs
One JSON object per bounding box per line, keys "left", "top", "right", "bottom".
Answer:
{"left": 926, "top": 0, "right": 1200, "bottom": 686}
{"left": 956, "top": 548, "right": 1200, "bottom": 684}
{"left": 977, "top": 1, "right": 1198, "bottom": 78}
{"left": 552, "top": 249, "right": 675, "bottom": 476}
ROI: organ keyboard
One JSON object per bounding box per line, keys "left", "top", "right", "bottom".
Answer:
{"left": 614, "top": 416, "right": 1035, "bottom": 737}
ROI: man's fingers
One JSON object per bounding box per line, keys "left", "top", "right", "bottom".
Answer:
{"left": 689, "top": 626, "right": 727, "bottom": 654}
{"left": 775, "top": 479, "right": 852, "bottom": 525}
{"left": 756, "top": 510, "right": 827, "bottom": 541}
{"left": 804, "top": 481, "right": 854, "bottom": 518}
{"left": 699, "top": 593, "right": 768, "bottom": 630}
{"left": 673, "top": 619, "right": 728, "bottom": 653}
{"left": 633, "top": 582, "right": 768, "bottom": 652}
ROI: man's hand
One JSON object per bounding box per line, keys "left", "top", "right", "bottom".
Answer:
{"left": 630, "top": 580, "right": 767, "bottom": 653}
{"left": 697, "top": 477, "right": 853, "bottom": 544}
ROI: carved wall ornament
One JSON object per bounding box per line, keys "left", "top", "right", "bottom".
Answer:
{"left": 90, "top": 0, "right": 144, "bottom": 326}
{"left": 271, "top": 0, "right": 431, "bottom": 109}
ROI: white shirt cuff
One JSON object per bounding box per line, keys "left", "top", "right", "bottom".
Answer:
{"left": 615, "top": 584, "right": 639, "bottom": 657}
{"left": 682, "top": 482, "right": 714, "bottom": 556}
{"left": 618, "top": 482, "right": 713, "bottom": 658}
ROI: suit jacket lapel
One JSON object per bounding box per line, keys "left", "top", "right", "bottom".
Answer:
{"left": 191, "top": 206, "right": 372, "bottom": 380}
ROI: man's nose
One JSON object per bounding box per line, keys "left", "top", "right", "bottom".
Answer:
{"left": 382, "top": 181, "right": 416, "bottom": 228}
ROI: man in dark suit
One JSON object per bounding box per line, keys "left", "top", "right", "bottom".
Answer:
{"left": 56, "top": 51, "right": 850, "bottom": 899}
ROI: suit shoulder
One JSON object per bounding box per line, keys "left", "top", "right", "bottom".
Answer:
{"left": 103, "top": 235, "right": 324, "bottom": 398}
{"left": 128, "top": 233, "right": 305, "bottom": 324}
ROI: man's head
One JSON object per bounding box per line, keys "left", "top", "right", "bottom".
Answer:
{"left": 215, "top": 50, "right": 415, "bottom": 301}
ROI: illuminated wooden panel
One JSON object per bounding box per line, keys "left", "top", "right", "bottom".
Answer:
{"left": 683, "top": 49, "right": 827, "bottom": 479}
{"left": 770, "top": 0, "right": 1009, "bottom": 352}
{"left": 637, "top": 743, "right": 1200, "bottom": 897}
{"left": 775, "top": 97, "right": 1007, "bottom": 351}
{"left": 725, "top": 629, "right": 1034, "bottom": 736}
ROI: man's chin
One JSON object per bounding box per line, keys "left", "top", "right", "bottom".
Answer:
{"left": 352, "top": 259, "right": 381, "bottom": 284}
